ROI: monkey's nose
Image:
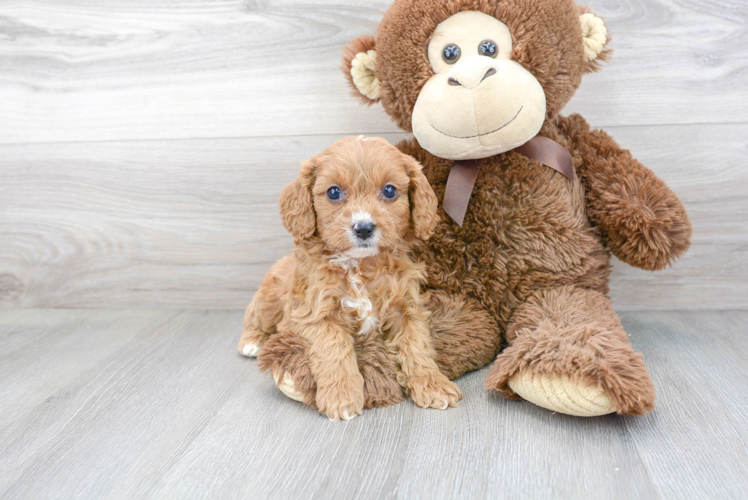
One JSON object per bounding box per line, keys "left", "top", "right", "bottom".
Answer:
{"left": 482, "top": 68, "right": 497, "bottom": 80}
{"left": 447, "top": 57, "right": 498, "bottom": 89}
{"left": 448, "top": 68, "right": 497, "bottom": 87}
{"left": 353, "top": 221, "right": 376, "bottom": 240}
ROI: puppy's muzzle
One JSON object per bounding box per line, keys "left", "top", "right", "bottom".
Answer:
{"left": 353, "top": 221, "right": 376, "bottom": 241}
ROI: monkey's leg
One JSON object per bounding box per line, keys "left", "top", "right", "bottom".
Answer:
{"left": 485, "top": 285, "right": 655, "bottom": 416}
{"left": 427, "top": 290, "right": 502, "bottom": 379}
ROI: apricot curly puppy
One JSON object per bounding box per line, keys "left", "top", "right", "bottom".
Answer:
{"left": 238, "top": 136, "right": 462, "bottom": 420}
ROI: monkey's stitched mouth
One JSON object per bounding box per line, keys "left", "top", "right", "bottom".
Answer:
{"left": 430, "top": 106, "right": 523, "bottom": 139}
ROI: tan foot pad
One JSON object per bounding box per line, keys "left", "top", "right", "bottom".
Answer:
{"left": 273, "top": 372, "right": 306, "bottom": 403}
{"left": 508, "top": 372, "right": 615, "bottom": 417}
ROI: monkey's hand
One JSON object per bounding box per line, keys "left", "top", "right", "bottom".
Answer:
{"left": 562, "top": 114, "right": 692, "bottom": 271}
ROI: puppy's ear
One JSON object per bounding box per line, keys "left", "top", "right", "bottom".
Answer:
{"left": 404, "top": 155, "right": 439, "bottom": 240}
{"left": 279, "top": 159, "right": 316, "bottom": 241}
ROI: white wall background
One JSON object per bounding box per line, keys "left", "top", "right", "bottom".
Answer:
{"left": 1, "top": 0, "right": 746, "bottom": 309}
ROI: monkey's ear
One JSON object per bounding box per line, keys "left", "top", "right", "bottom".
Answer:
{"left": 341, "top": 35, "right": 380, "bottom": 105}
{"left": 404, "top": 155, "right": 439, "bottom": 240}
{"left": 279, "top": 159, "right": 317, "bottom": 242}
{"left": 579, "top": 11, "right": 611, "bottom": 72}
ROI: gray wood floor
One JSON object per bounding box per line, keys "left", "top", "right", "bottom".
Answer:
{"left": 1, "top": 309, "right": 746, "bottom": 499}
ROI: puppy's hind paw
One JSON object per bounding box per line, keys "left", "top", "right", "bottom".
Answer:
{"left": 240, "top": 343, "right": 261, "bottom": 358}
{"left": 237, "top": 327, "right": 267, "bottom": 358}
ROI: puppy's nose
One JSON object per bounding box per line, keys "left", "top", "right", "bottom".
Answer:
{"left": 353, "top": 221, "right": 376, "bottom": 240}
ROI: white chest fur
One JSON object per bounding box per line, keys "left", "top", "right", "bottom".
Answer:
{"left": 340, "top": 269, "right": 378, "bottom": 335}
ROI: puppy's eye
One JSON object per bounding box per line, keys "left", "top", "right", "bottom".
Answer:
{"left": 478, "top": 40, "right": 497, "bottom": 58}
{"left": 326, "top": 186, "right": 342, "bottom": 201}
{"left": 442, "top": 44, "right": 461, "bottom": 64}
{"left": 382, "top": 184, "right": 397, "bottom": 200}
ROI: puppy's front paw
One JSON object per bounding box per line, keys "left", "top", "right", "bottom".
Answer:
{"left": 316, "top": 375, "right": 365, "bottom": 421}
{"left": 326, "top": 402, "right": 363, "bottom": 421}
{"left": 409, "top": 373, "right": 462, "bottom": 410}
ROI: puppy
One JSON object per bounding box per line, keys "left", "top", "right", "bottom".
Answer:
{"left": 238, "top": 136, "right": 462, "bottom": 420}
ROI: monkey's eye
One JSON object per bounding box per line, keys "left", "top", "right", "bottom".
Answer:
{"left": 326, "top": 186, "right": 342, "bottom": 201}
{"left": 442, "top": 44, "right": 461, "bottom": 64}
{"left": 382, "top": 184, "right": 398, "bottom": 200}
{"left": 479, "top": 40, "right": 497, "bottom": 58}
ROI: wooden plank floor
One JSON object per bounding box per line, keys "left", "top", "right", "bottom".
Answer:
{"left": 1, "top": 309, "right": 746, "bottom": 499}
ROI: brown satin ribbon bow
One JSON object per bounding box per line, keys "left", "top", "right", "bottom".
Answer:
{"left": 442, "top": 135, "right": 574, "bottom": 226}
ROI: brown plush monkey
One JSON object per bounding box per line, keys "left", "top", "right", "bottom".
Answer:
{"left": 255, "top": 0, "right": 692, "bottom": 417}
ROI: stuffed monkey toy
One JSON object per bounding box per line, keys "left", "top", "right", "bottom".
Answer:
{"left": 256, "top": 0, "right": 692, "bottom": 417}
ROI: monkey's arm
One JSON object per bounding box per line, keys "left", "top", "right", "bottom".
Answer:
{"left": 560, "top": 114, "right": 692, "bottom": 271}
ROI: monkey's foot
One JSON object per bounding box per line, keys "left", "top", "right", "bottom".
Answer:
{"left": 272, "top": 371, "right": 306, "bottom": 403}
{"left": 508, "top": 372, "right": 614, "bottom": 417}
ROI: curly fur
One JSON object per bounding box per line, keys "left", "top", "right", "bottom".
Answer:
{"left": 242, "top": 136, "right": 461, "bottom": 419}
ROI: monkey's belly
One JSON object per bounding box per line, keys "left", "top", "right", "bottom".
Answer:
{"left": 420, "top": 205, "right": 607, "bottom": 323}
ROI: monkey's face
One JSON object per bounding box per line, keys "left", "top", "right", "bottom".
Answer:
{"left": 343, "top": 0, "right": 611, "bottom": 161}
{"left": 411, "top": 11, "right": 546, "bottom": 161}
